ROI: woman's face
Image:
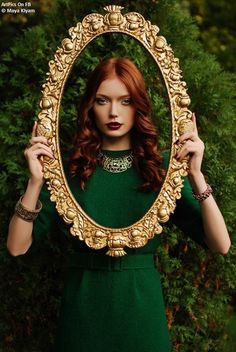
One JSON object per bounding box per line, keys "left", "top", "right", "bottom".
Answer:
{"left": 92, "top": 76, "right": 136, "bottom": 150}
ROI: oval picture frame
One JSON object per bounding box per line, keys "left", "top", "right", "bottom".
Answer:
{"left": 37, "top": 5, "right": 193, "bottom": 257}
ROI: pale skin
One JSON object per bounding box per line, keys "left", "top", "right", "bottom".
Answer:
{"left": 93, "top": 77, "right": 136, "bottom": 150}
{"left": 7, "top": 77, "right": 231, "bottom": 256}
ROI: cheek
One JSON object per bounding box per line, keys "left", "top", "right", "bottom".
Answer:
{"left": 94, "top": 105, "right": 109, "bottom": 118}
{"left": 93, "top": 107, "right": 104, "bottom": 125}
{"left": 128, "top": 109, "right": 136, "bottom": 127}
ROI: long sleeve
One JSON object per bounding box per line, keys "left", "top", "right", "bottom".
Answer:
{"left": 28, "top": 183, "right": 59, "bottom": 253}
{"left": 162, "top": 150, "right": 207, "bottom": 248}
{"left": 170, "top": 176, "right": 207, "bottom": 248}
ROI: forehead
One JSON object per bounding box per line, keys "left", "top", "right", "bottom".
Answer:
{"left": 96, "top": 77, "right": 129, "bottom": 96}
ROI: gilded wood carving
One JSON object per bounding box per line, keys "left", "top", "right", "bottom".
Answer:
{"left": 37, "top": 5, "right": 193, "bottom": 257}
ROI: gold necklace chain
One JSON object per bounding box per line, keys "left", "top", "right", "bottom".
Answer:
{"left": 98, "top": 151, "right": 133, "bottom": 173}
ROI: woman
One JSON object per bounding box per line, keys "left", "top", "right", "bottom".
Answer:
{"left": 7, "top": 58, "right": 230, "bottom": 352}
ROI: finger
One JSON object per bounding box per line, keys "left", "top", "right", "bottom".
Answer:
{"left": 27, "top": 143, "right": 54, "bottom": 157}
{"left": 30, "top": 136, "right": 49, "bottom": 146}
{"left": 192, "top": 112, "right": 198, "bottom": 135}
{"left": 176, "top": 148, "right": 193, "bottom": 161}
{"left": 32, "top": 121, "right": 37, "bottom": 138}
{"left": 30, "top": 143, "right": 54, "bottom": 154}
{"left": 175, "top": 141, "right": 195, "bottom": 160}
{"left": 26, "top": 148, "right": 54, "bottom": 159}
{"left": 176, "top": 141, "right": 204, "bottom": 161}
{"left": 33, "top": 149, "right": 55, "bottom": 159}
{"left": 178, "top": 131, "right": 198, "bottom": 143}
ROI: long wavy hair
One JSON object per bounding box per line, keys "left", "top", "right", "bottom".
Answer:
{"left": 69, "top": 57, "right": 165, "bottom": 191}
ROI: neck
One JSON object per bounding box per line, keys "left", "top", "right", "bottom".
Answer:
{"left": 101, "top": 136, "right": 131, "bottom": 151}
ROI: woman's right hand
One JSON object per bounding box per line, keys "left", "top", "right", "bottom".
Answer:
{"left": 24, "top": 122, "right": 54, "bottom": 184}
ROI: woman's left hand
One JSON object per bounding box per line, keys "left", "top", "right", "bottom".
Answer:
{"left": 175, "top": 113, "right": 205, "bottom": 176}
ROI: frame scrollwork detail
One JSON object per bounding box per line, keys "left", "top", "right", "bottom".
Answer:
{"left": 37, "top": 5, "right": 193, "bottom": 257}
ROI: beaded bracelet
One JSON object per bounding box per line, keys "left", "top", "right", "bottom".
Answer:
{"left": 192, "top": 183, "right": 213, "bottom": 202}
{"left": 15, "top": 196, "right": 42, "bottom": 222}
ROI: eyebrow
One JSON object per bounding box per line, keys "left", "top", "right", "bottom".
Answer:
{"left": 95, "top": 94, "right": 131, "bottom": 99}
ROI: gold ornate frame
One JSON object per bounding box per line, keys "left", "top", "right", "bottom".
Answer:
{"left": 37, "top": 5, "right": 193, "bottom": 257}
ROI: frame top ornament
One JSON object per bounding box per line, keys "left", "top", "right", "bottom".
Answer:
{"left": 37, "top": 5, "right": 193, "bottom": 257}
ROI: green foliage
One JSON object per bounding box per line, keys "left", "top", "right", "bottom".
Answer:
{"left": 183, "top": 0, "right": 236, "bottom": 72}
{"left": 0, "top": 0, "right": 236, "bottom": 351}
{"left": 0, "top": 0, "right": 53, "bottom": 55}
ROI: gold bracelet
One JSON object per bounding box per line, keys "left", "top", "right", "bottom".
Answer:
{"left": 192, "top": 183, "right": 213, "bottom": 202}
{"left": 14, "top": 196, "right": 42, "bottom": 222}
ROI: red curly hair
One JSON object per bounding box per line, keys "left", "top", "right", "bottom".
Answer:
{"left": 69, "top": 57, "right": 165, "bottom": 191}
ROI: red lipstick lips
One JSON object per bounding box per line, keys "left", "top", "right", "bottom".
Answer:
{"left": 106, "top": 122, "right": 122, "bottom": 130}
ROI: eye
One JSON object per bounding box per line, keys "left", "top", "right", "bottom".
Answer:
{"left": 122, "top": 97, "right": 132, "bottom": 105}
{"left": 95, "top": 97, "right": 108, "bottom": 105}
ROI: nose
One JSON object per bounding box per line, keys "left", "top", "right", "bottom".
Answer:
{"left": 109, "top": 102, "right": 118, "bottom": 119}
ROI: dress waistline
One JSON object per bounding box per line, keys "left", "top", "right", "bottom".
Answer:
{"left": 66, "top": 252, "right": 156, "bottom": 272}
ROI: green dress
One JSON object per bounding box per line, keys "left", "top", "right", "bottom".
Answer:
{"left": 32, "top": 150, "right": 206, "bottom": 352}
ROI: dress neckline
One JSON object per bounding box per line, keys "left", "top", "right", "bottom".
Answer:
{"left": 101, "top": 149, "right": 132, "bottom": 158}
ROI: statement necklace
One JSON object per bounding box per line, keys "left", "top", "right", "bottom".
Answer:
{"left": 99, "top": 151, "right": 133, "bottom": 173}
